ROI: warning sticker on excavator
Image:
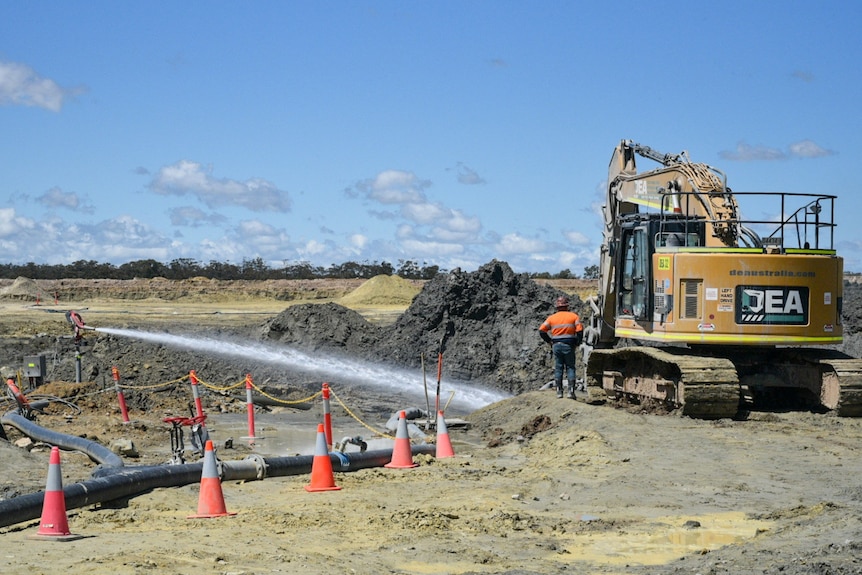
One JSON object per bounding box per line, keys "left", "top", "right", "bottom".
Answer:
{"left": 718, "top": 288, "right": 733, "bottom": 312}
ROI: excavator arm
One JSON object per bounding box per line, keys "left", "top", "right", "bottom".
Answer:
{"left": 588, "top": 140, "right": 748, "bottom": 347}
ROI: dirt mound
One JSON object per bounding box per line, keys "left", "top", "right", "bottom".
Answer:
{"left": 337, "top": 274, "right": 421, "bottom": 307}
{"left": 0, "top": 277, "right": 367, "bottom": 303}
{"left": 0, "top": 277, "right": 40, "bottom": 299}
{"left": 837, "top": 281, "right": 862, "bottom": 358}
{"left": 260, "top": 302, "right": 381, "bottom": 352}
{"left": 371, "top": 260, "right": 581, "bottom": 393}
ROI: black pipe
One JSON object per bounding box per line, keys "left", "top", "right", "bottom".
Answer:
{"left": 1, "top": 412, "right": 124, "bottom": 469}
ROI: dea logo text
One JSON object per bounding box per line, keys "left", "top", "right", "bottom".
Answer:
{"left": 735, "top": 286, "right": 808, "bottom": 325}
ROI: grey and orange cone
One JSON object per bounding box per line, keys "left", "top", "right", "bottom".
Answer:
{"left": 305, "top": 423, "right": 341, "bottom": 492}
{"left": 188, "top": 440, "right": 236, "bottom": 518}
{"left": 384, "top": 410, "right": 418, "bottom": 469}
{"left": 435, "top": 410, "right": 455, "bottom": 458}
{"left": 29, "top": 446, "right": 83, "bottom": 541}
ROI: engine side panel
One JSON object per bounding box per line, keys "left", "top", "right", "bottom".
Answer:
{"left": 614, "top": 250, "right": 843, "bottom": 345}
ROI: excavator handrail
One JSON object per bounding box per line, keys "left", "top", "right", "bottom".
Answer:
{"left": 655, "top": 190, "right": 836, "bottom": 250}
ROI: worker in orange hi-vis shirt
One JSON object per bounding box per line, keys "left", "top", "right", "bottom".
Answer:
{"left": 539, "top": 296, "right": 583, "bottom": 399}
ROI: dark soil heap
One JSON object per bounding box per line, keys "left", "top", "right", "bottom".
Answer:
{"left": 260, "top": 302, "right": 382, "bottom": 351}
{"left": 373, "top": 260, "right": 578, "bottom": 393}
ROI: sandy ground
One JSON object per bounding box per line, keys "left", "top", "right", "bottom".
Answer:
{"left": 2, "top": 293, "right": 862, "bottom": 574}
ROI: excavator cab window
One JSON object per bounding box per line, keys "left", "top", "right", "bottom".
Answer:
{"left": 657, "top": 232, "right": 700, "bottom": 247}
{"left": 619, "top": 226, "right": 649, "bottom": 319}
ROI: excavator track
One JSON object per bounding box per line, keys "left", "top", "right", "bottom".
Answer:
{"left": 809, "top": 355, "right": 862, "bottom": 417}
{"left": 586, "top": 347, "right": 862, "bottom": 419}
{"left": 586, "top": 347, "right": 740, "bottom": 419}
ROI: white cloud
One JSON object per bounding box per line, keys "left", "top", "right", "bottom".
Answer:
{"left": 0, "top": 61, "right": 70, "bottom": 112}
{"left": 402, "top": 201, "right": 446, "bottom": 224}
{"left": 349, "top": 234, "right": 368, "bottom": 249}
{"left": 431, "top": 227, "right": 475, "bottom": 243}
{"left": 789, "top": 139, "right": 834, "bottom": 158}
{"left": 363, "top": 170, "right": 429, "bottom": 204}
{"left": 720, "top": 140, "right": 835, "bottom": 162}
{"left": 445, "top": 210, "right": 481, "bottom": 233}
{"left": 298, "top": 239, "right": 328, "bottom": 257}
{"left": 149, "top": 160, "right": 291, "bottom": 212}
{"left": 564, "top": 230, "right": 591, "bottom": 246}
{"left": 395, "top": 224, "right": 414, "bottom": 239}
{"left": 0, "top": 207, "right": 35, "bottom": 236}
{"left": 238, "top": 220, "right": 276, "bottom": 236}
{"left": 372, "top": 187, "right": 424, "bottom": 204}
{"left": 99, "top": 215, "right": 164, "bottom": 244}
{"left": 400, "top": 239, "right": 465, "bottom": 256}
{"left": 349, "top": 169, "right": 485, "bottom": 263}
{"left": 36, "top": 186, "right": 95, "bottom": 214}
{"left": 719, "top": 142, "right": 786, "bottom": 162}
{"left": 456, "top": 163, "right": 486, "bottom": 185}
{"left": 168, "top": 206, "right": 227, "bottom": 227}
{"left": 497, "top": 233, "right": 546, "bottom": 255}
{"left": 372, "top": 170, "right": 424, "bottom": 191}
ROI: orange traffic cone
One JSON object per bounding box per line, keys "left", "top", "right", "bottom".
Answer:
{"left": 385, "top": 410, "right": 418, "bottom": 469}
{"left": 29, "top": 446, "right": 83, "bottom": 541}
{"left": 435, "top": 411, "right": 455, "bottom": 458}
{"left": 188, "top": 440, "right": 236, "bottom": 518}
{"left": 305, "top": 424, "right": 341, "bottom": 492}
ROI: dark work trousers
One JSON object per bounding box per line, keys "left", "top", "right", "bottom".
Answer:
{"left": 552, "top": 341, "right": 576, "bottom": 386}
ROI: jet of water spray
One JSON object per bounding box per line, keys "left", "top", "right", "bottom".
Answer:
{"left": 96, "top": 327, "right": 508, "bottom": 411}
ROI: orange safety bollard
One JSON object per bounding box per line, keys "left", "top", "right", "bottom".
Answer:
{"left": 6, "top": 377, "right": 31, "bottom": 415}
{"left": 242, "top": 374, "right": 256, "bottom": 442}
{"left": 322, "top": 383, "right": 333, "bottom": 449}
{"left": 112, "top": 366, "right": 131, "bottom": 424}
{"left": 189, "top": 370, "right": 205, "bottom": 420}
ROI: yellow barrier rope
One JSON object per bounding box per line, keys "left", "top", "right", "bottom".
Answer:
{"left": 249, "top": 382, "right": 321, "bottom": 405}
{"left": 118, "top": 374, "right": 188, "bottom": 391}
{"left": 329, "top": 388, "right": 394, "bottom": 439}
{"left": 198, "top": 377, "right": 246, "bottom": 393}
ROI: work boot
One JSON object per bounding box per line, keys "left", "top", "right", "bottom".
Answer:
{"left": 555, "top": 381, "right": 563, "bottom": 398}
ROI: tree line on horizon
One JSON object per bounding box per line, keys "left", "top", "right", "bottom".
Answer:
{"left": 0, "top": 258, "right": 600, "bottom": 282}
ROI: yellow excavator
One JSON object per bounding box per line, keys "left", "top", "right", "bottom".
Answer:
{"left": 583, "top": 140, "right": 862, "bottom": 418}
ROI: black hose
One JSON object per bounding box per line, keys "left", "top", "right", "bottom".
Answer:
{"left": 0, "top": 413, "right": 435, "bottom": 529}
{"left": 1, "top": 412, "right": 124, "bottom": 469}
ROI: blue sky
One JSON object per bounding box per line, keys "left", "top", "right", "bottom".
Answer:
{"left": 2, "top": 1, "right": 860, "bottom": 274}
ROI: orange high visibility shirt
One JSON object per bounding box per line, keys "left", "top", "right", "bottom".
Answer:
{"left": 539, "top": 310, "right": 582, "bottom": 342}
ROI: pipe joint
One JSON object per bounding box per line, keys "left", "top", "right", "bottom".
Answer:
{"left": 244, "top": 454, "right": 267, "bottom": 480}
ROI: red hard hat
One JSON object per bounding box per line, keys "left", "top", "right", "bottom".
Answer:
{"left": 555, "top": 296, "right": 569, "bottom": 309}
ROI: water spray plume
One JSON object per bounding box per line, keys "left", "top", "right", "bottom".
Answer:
{"left": 96, "top": 327, "right": 508, "bottom": 410}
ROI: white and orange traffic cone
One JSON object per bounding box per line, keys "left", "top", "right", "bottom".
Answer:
{"left": 305, "top": 423, "right": 341, "bottom": 492}
{"left": 435, "top": 410, "right": 455, "bottom": 458}
{"left": 385, "top": 410, "right": 418, "bottom": 469}
{"left": 188, "top": 440, "right": 236, "bottom": 518}
{"left": 29, "top": 446, "right": 83, "bottom": 541}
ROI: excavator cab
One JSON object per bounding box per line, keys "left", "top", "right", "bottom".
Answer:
{"left": 615, "top": 215, "right": 706, "bottom": 322}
